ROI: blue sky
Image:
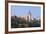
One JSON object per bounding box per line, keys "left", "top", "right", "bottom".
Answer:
{"left": 11, "top": 5, "right": 41, "bottom": 18}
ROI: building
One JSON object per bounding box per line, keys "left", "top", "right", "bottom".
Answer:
{"left": 19, "top": 16, "right": 27, "bottom": 20}
{"left": 19, "top": 10, "right": 32, "bottom": 22}
{"left": 27, "top": 10, "right": 32, "bottom": 22}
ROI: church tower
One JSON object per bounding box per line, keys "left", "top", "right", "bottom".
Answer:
{"left": 27, "top": 10, "right": 32, "bottom": 22}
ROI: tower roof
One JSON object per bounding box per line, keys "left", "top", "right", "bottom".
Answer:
{"left": 28, "top": 10, "right": 31, "bottom": 15}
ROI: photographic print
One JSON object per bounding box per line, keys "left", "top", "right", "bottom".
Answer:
{"left": 5, "top": 1, "right": 45, "bottom": 34}
{"left": 11, "top": 4, "right": 41, "bottom": 28}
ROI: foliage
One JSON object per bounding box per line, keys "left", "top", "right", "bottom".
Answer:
{"left": 11, "top": 16, "right": 40, "bottom": 28}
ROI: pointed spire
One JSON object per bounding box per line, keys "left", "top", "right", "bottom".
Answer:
{"left": 28, "top": 10, "right": 31, "bottom": 15}
{"left": 29, "top": 10, "right": 30, "bottom": 13}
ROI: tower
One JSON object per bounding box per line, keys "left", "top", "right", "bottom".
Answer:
{"left": 27, "top": 10, "right": 31, "bottom": 22}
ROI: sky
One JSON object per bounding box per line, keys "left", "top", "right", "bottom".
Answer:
{"left": 11, "top": 5, "right": 41, "bottom": 18}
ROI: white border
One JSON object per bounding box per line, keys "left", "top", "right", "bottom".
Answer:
{"left": 8, "top": 3, "right": 43, "bottom": 32}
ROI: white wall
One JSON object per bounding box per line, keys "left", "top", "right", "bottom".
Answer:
{"left": 0, "top": 0, "right": 5, "bottom": 34}
{"left": 0, "top": 0, "right": 46, "bottom": 34}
